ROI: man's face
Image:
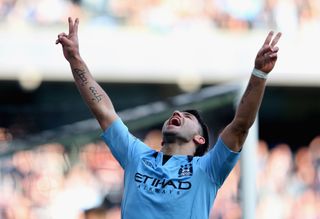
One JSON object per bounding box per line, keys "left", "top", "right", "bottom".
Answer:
{"left": 162, "top": 111, "right": 202, "bottom": 143}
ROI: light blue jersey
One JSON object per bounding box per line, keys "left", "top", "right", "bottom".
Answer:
{"left": 101, "top": 118, "right": 240, "bottom": 219}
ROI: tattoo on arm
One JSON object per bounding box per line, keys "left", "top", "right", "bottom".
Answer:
{"left": 89, "top": 86, "right": 103, "bottom": 102}
{"left": 73, "top": 68, "right": 88, "bottom": 86}
{"left": 241, "top": 82, "right": 253, "bottom": 104}
{"left": 72, "top": 68, "right": 103, "bottom": 102}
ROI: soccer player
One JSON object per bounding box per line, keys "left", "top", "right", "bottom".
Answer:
{"left": 56, "top": 17, "right": 281, "bottom": 219}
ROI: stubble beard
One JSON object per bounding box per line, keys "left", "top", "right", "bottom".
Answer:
{"left": 162, "top": 132, "right": 189, "bottom": 145}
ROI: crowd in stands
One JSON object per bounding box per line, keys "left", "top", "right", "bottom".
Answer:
{"left": 0, "top": 0, "right": 320, "bottom": 31}
{"left": 0, "top": 127, "right": 319, "bottom": 219}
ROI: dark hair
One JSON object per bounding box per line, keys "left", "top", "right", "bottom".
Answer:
{"left": 183, "top": 109, "right": 210, "bottom": 156}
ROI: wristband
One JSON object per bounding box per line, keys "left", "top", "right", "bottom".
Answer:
{"left": 252, "top": 69, "right": 268, "bottom": 80}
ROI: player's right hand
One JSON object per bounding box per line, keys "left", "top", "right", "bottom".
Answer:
{"left": 56, "top": 17, "right": 81, "bottom": 62}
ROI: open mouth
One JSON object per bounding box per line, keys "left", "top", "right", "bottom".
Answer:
{"left": 169, "top": 117, "right": 181, "bottom": 126}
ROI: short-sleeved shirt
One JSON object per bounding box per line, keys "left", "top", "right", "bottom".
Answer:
{"left": 101, "top": 118, "right": 240, "bottom": 219}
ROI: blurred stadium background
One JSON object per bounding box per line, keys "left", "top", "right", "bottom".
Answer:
{"left": 0, "top": 0, "right": 320, "bottom": 218}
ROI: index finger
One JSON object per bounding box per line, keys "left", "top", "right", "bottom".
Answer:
{"left": 270, "top": 32, "right": 282, "bottom": 48}
{"left": 263, "top": 31, "right": 274, "bottom": 46}
{"left": 68, "top": 17, "right": 74, "bottom": 35}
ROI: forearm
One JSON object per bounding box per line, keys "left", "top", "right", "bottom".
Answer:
{"left": 69, "top": 56, "right": 117, "bottom": 130}
{"left": 221, "top": 74, "right": 266, "bottom": 151}
{"left": 234, "top": 74, "right": 266, "bottom": 129}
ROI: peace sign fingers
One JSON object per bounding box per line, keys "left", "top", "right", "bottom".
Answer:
{"left": 270, "top": 32, "right": 282, "bottom": 48}
{"left": 56, "top": 17, "right": 81, "bottom": 62}
{"left": 254, "top": 31, "right": 282, "bottom": 73}
{"left": 68, "top": 17, "right": 79, "bottom": 36}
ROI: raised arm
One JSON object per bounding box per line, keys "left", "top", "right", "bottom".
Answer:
{"left": 56, "top": 17, "right": 118, "bottom": 130}
{"left": 220, "top": 31, "right": 281, "bottom": 152}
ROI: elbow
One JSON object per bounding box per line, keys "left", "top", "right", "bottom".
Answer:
{"left": 233, "top": 117, "right": 253, "bottom": 131}
{"left": 230, "top": 123, "right": 249, "bottom": 151}
{"left": 230, "top": 119, "right": 251, "bottom": 140}
{"left": 233, "top": 125, "right": 249, "bottom": 141}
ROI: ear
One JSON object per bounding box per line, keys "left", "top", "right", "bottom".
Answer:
{"left": 193, "top": 135, "right": 205, "bottom": 145}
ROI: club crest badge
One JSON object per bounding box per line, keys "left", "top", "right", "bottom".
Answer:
{"left": 178, "top": 163, "right": 193, "bottom": 177}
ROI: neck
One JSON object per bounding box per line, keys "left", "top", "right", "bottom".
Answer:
{"left": 161, "top": 142, "right": 196, "bottom": 156}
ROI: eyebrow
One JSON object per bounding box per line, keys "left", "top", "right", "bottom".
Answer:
{"left": 182, "top": 112, "right": 195, "bottom": 119}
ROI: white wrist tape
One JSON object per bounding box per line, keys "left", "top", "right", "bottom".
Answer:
{"left": 252, "top": 69, "right": 268, "bottom": 80}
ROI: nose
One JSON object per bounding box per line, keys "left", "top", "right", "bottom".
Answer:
{"left": 172, "top": 111, "right": 182, "bottom": 117}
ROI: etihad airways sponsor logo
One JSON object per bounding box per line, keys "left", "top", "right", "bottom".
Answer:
{"left": 134, "top": 172, "right": 192, "bottom": 195}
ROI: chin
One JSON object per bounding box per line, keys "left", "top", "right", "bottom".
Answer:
{"left": 163, "top": 130, "right": 178, "bottom": 136}
{"left": 162, "top": 131, "right": 178, "bottom": 143}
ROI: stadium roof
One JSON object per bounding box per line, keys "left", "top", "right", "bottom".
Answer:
{"left": 1, "top": 26, "right": 320, "bottom": 86}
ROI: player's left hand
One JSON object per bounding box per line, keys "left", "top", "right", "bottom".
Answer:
{"left": 254, "top": 31, "right": 281, "bottom": 73}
